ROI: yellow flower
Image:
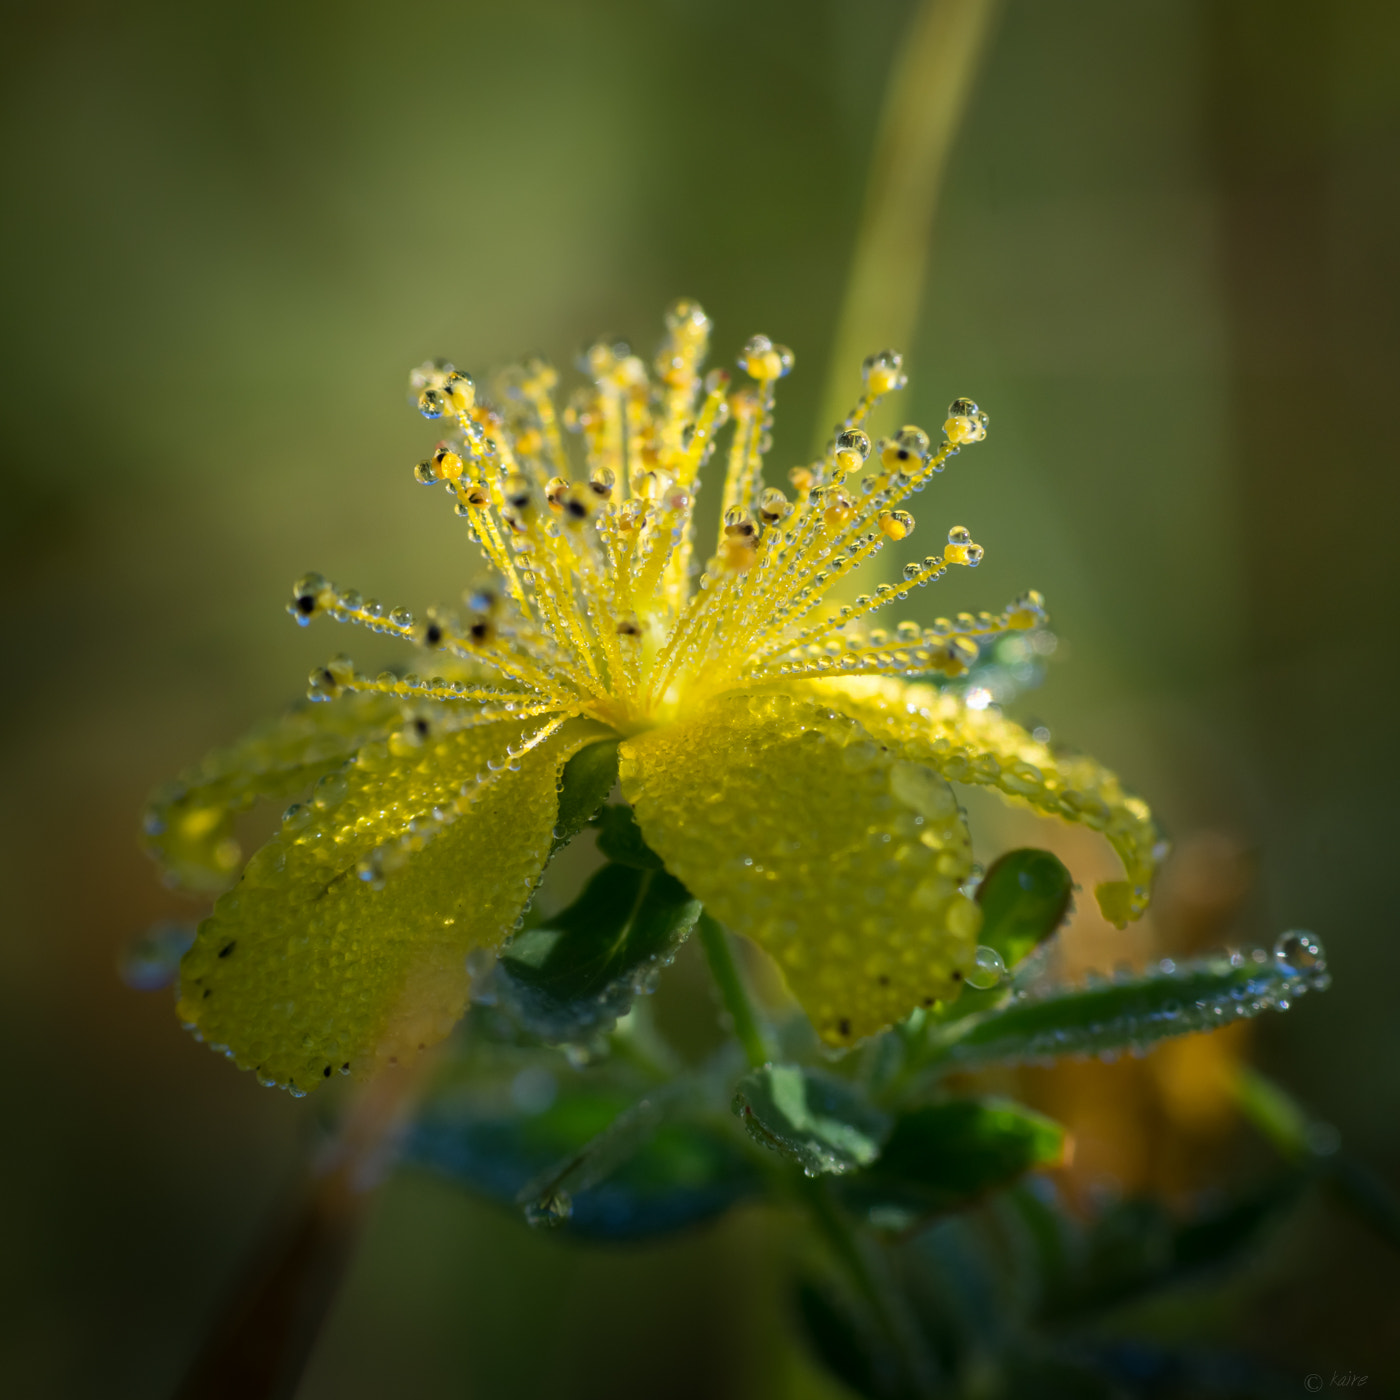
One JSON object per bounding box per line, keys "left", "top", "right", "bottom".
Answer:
{"left": 145, "top": 301, "right": 1161, "bottom": 1094}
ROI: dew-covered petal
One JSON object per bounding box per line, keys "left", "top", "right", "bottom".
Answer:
{"left": 177, "top": 717, "right": 608, "bottom": 1093}
{"left": 143, "top": 692, "right": 409, "bottom": 892}
{"left": 620, "top": 691, "right": 980, "bottom": 1047}
{"left": 809, "top": 677, "right": 1162, "bottom": 925}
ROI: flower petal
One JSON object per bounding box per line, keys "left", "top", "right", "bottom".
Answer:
{"left": 143, "top": 692, "right": 408, "bottom": 892}
{"left": 809, "top": 678, "right": 1162, "bottom": 925}
{"left": 620, "top": 691, "right": 980, "bottom": 1046}
{"left": 177, "top": 716, "right": 607, "bottom": 1092}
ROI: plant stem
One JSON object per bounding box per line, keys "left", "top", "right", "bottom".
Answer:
{"left": 796, "top": 1173, "right": 939, "bottom": 1398}
{"left": 175, "top": 1061, "right": 429, "bottom": 1400}
{"left": 815, "top": 0, "right": 1001, "bottom": 451}
{"left": 696, "top": 910, "right": 771, "bottom": 1069}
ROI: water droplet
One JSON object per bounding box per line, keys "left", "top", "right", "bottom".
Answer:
{"left": 1273, "top": 930, "right": 1324, "bottom": 972}
{"left": 861, "top": 349, "right": 907, "bottom": 395}
{"left": 965, "top": 945, "right": 1007, "bottom": 990}
{"left": 524, "top": 1190, "right": 573, "bottom": 1228}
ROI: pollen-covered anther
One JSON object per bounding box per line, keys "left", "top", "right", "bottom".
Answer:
{"left": 465, "top": 616, "right": 496, "bottom": 649}
{"left": 878, "top": 509, "right": 916, "bottom": 542}
{"left": 822, "top": 489, "right": 856, "bottom": 530}
{"left": 943, "top": 526, "right": 985, "bottom": 567}
{"left": 616, "top": 616, "right": 643, "bottom": 639}
{"left": 503, "top": 474, "right": 533, "bottom": 514}
{"left": 881, "top": 426, "right": 931, "bottom": 476}
{"left": 306, "top": 654, "right": 354, "bottom": 701}
{"left": 833, "top": 428, "right": 872, "bottom": 477}
{"left": 1006, "top": 589, "right": 1048, "bottom": 629}
{"left": 861, "top": 348, "right": 907, "bottom": 396}
{"left": 464, "top": 583, "right": 501, "bottom": 616}
{"left": 720, "top": 506, "right": 761, "bottom": 571}
{"left": 739, "top": 334, "right": 794, "bottom": 382}
{"left": 929, "top": 636, "right": 980, "bottom": 677}
{"left": 513, "top": 427, "right": 544, "bottom": 459}
{"left": 289, "top": 572, "right": 336, "bottom": 625}
{"left": 560, "top": 487, "right": 592, "bottom": 523}
{"left": 788, "top": 462, "right": 822, "bottom": 494}
{"left": 944, "top": 396, "right": 989, "bottom": 445}
{"left": 434, "top": 447, "right": 465, "bottom": 483}
{"left": 413, "top": 611, "right": 449, "bottom": 649}
{"left": 758, "top": 487, "right": 792, "bottom": 525}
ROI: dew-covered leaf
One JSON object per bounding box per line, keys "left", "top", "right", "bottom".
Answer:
{"left": 592, "top": 802, "right": 664, "bottom": 870}
{"left": 732, "top": 1064, "right": 891, "bottom": 1176}
{"left": 550, "top": 739, "right": 620, "bottom": 854}
{"left": 932, "top": 947, "right": 1331, "bottom": 1071}
{"left": 842, "top": 1099, "right": 1066, "bottom": 1230}
{"left": 404, "top": 1079, "right": 758, "bottom": 1241}
{"left": 975, "top": 848, "right": 1072, "bottom": 970}
{"left": 928, "top": 848, "right": 1074, "bottom": 1026}
{"left": 487, "top": 861, "right": 700, "bottom": 1043}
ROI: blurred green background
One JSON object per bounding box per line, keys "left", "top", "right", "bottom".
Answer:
{"left": 2, "top": 0, "right": 1398, "bottom": 1395}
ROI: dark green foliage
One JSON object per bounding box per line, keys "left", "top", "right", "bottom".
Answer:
{"left": 975, "top": 848, "right": 1073, "bottom": 970}
{"left": 493, "top": 859, "right": 700, "bottom": 1043}
{"left": 932, "top": 952, "right": 1329, "bottom": 1070}
{"left": 842, "top": 1099, "right": 1066, "bottom": 1230}
{"left": 550, "top": 739, "right": 620, "bottom": 854}
{"left": 405, "top": 1077, "right": 759, "bottom": 1242}
{"left": 732, "top": 1063, "right": 892, "bottom": 1176}
{"left": 406, "top": 818, "right": 1347, "bottom": 1397}
{"left": 592, "top": 802, "right": 665, "bottom": 870}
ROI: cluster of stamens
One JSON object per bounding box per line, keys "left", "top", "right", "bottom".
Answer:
{"left": 288, "top": 300, "right": 1045, "bottom": 737}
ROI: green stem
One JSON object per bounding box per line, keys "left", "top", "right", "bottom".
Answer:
{"left": 696, "top": 911, "right": 770, "bottom": 1069}
{"left": 796, "top": 1173, "right": 938, "bottom": 1398}
{"left": 815, "top": 0, "right": 1002, "bottom": 452}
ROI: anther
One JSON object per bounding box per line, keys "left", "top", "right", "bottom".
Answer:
{"left": 878, "top": 509, "right": 916, "bottom": 542}
{"left": 861, "top": 349, "right": 907, "bottom": 396}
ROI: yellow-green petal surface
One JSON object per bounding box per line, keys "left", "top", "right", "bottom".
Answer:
{"left": 144, "top": 692, "right": 409, "bottom": 893}
{"left": 811, "top": 677, "right": 1163, "bottom": 924}
{"left": 621, "top": 690, "right": 980, "bottom": 1046}
{"left": 178, "top": 716, "right": 605, "bottom": 1092}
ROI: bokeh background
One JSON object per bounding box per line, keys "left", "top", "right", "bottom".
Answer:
{"left": 2, "top": 0, "right": 1398, "bottom": 1395}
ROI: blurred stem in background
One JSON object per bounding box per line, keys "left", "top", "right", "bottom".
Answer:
{"left": 175, "top": 1062, "right": 431, "bottom": 1400}
{"left": 814, "top": 0, "right": 1000, "bottom": 454}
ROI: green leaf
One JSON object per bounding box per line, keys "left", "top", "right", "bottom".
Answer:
{"left": 490, "top": 861, "right": 700, "bottom": 1043}
{"left": 922, "top": 848, "right": 1075, "bottom": 1028}
{"left": 843, "top": 1099, "right": 1066, "bottom": 1230}
{"left": 405, "top": 1077, "right": 759, "bottom": 1241}
{"left": 550, "top": 738, "right": 620, "bottom": 853}
{"left": 733, "top": 1064, "right": 891, "bottom": 1176}
{"left": 1040, "top": 1175, "right": 1305, "bottom": 1321}
{"left": 593, "top": 802, "right": 664, "bottom": 869}
{"left": 931, "top": 951, "right": 1331, "bottom": 1070}
{"left": 976, "top": 848, "right": 1072, "bottom": 969}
